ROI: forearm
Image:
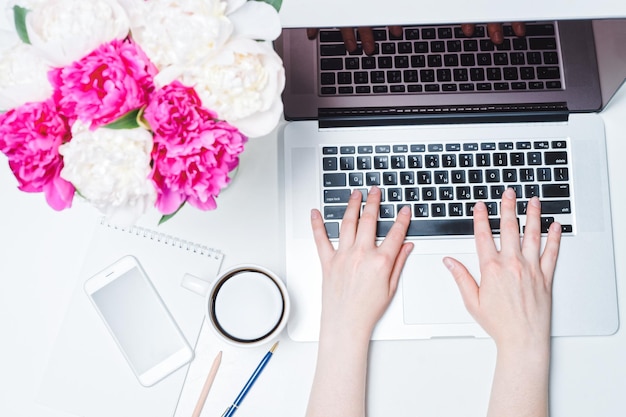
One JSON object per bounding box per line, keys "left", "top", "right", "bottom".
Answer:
{"left": 487, "top": 342, "right": 551, "bottom": 417}
{"left": 306, "top": 326, "right": 372, "bottom": 417}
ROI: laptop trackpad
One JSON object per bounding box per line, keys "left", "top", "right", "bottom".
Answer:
{"left": 402, "top": 253, "right": 478, "bottom": 325}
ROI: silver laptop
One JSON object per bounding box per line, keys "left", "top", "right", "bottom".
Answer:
{"left": 276, "top": 20, "right": 622, "bottom": 341}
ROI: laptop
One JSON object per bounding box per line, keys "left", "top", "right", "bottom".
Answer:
{"left": 276, "top": 20, "right": 623, "bottom": 341}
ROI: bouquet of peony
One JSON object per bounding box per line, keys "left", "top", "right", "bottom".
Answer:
{"left": 0, "top": 0, "right": 285, "bottom": 224}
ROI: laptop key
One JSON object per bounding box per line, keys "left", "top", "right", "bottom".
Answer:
{"left": 382, "top": 43, "right": 396, "bottom": 54}
{"left": 324, "top": 189, "right": 351, "bottom": 203}
{"left": 537, "top": 66, "right": 561, "bottom": 79}
{"left": 362, "top": 56, "right": 376, "bottom": 69}
{"left": 320, "top": 44, "right": 347, "bottom": 56}
{"left": 323, "top": 173, "right": 346, "bottom": 187}
{"left": 345, "top": 57, "right": 360, "bottom": 69}
{"left": 530, "top": 37, "right": 558, "bottom": 50}
{"left": 354, "top": 72, "right": 369, "bottom": 84}
{"left": 542, "top": 184, "right": 570, "bottom": 197}
{"left": 324, "top": 222, "right": 340, "bottom": 239}
{"left": 422, "top": 28, "right": 436, "bottom": 39}
{"left": 319, "top": 30, "right": 344, "bottom": 42}
{"left": 338, "top": 86, "right": 353, "bottom": 94}
{"left": 376, "top": 218, "right": 502, "bottom": 237}
{"left": 554, "top": 167, "right": 569, "bottom": 181}
{"left": 398, "top": 42, "right": 413, "bottom": 53}
{"left": 541, "top": 200, "right": 572, "bottom": 214}
{"left": 320, "top": 58, "right": 343, "bottom": 70}
{"left": 322, "top": 157, "right": 337, "bottom": 170}
{"left": 525, "top": 23, "right": 556, "bottom": 36}
{"left": 324, "top": 205, "right": 347, "bottom": 219}
{"left": 540, "top": 217, "right": 556, "bottom": 233}
{"left": 405, "top": 28, "right": 420, "bottom": 40}
{"left": 545, "top": 151, "right": 568, "bottom": 164}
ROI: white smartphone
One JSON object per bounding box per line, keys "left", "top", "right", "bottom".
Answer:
{"left": 84, "top": 255, "right": 194, "bottom": 386}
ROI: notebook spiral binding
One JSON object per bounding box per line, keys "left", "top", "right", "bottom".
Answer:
{"left": 98, "top": 217, "right": 223, "bottom": 260}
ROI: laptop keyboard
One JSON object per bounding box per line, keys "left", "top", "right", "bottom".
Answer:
{"left": 318, "top": 22, "right": 564, "bottom": 96}
{"left": 320, "top": 139, "right": 574, "bottom": 239}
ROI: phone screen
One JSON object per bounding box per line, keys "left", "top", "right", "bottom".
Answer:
{"left": 91, "top": 266, "right": 185, "bottom": 375}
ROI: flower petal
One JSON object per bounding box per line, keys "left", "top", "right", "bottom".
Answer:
{"left": 228, "top": 1, "right": 281, "bottom": 41}
{"left": 25, "top": 0, "right": 131, "bottom": 67}
{"left": 233, "top": 98, "right": 284, "bottom": 137}
{"left": 43, "top": 170, "right": 75, "bottom": 210}
{"left": 223, "top": 0, "right": 247, "bottom": 15}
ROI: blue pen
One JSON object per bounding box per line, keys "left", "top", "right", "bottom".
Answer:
{"left": 222, "top": 341, "right": 279, "bottom": 417}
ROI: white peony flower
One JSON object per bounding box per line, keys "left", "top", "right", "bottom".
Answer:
{"left": 25, "top": 0, "right": 130, "bottom": 67}
{"left": 0, "top": 42, "right": 53, "bottom": 110}
{"left": 180, "top": 37, "right": 286, "bottom": 137}
{"left": 122, "top": 0, "right": 232, "bottom": 71}
{"left": 59, "top": 121, "right": 156, "bottom": 226}
{"left": 227, "top": 0, "right": 282, "bottom": 42}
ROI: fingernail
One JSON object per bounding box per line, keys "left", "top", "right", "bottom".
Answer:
{"left": 350, "top": 189, "right": 361, "bottom": 199}
{"left": 550, "top": 222, "right": 562, "bottom": 233}
{"left": 504, "top": 187, "right": 515, "bottom": 199}
{"left": 474, "top": 201, "right": 486, "bottom": 211}
{"left": 442, "top": 257, "right": 455, "bottom": 271}
{"left": 369, "top": 186, "right": 380, "bottom": 195}
{"left": 311, "top": 209, "right": 320, "bottom": 219}
{"left": 399, "top": 205, "right": 410, "bottom": 215}
{"left": 530, "top": 196, "right": 541, "bottom": 207}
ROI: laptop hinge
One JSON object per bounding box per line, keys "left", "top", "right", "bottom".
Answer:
{"left": 318, "top": 102, "right": 569, "bottom": 128}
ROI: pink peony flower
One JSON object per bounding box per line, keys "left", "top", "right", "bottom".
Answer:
{"left": 0, "top": 99, "right": 75, "bottom": 210}
{"left": 144, "top": 81, "right": 247, "bottom": 214}
{"left": 48, "top": 38, "right": 157, "bottom": 128}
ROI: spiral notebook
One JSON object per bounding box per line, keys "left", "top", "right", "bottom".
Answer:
{"left": 37, "top": 218, "right": 224, "bottom": 417}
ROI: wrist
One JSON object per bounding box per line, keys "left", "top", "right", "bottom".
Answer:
{"left": 495, "top": 336, "right": 551, "bottom": 368}
{"left": 319, "top": 319, "right": 374, "bottom": 347}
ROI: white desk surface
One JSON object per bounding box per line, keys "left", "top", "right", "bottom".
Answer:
{"left": 2, "top": 4, "right": 626, "bottom": 417}
{"left": 279, "top": 0, "right": 626, "bottom": 28}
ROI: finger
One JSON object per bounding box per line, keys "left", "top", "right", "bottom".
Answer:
{"left": 339, "top": 27, "right": 358, "bottom": 52}
{"left": 499, "top": 187, "right": 522, "bottom": 255}
{"left": 355, "top": 186, "right": 382, "bottom": 245}
{"left": 388, "top": 242, "right": 414, "bottom": 297}
{"left": 358, "top": 27, "right": 376, "bottom": 55}
{"left": 443, "top": 257, "right": 479, "bottom": 316}
{"left": 310, "top": 208, "right": 335, "bottom": 263}
{"left": 511, "top": 22, "right": 526, "bottom": 37}
{"left": 389, "top": 25, "right": 403, "bottom": 38}
{"left": 472, "top": 201, "right": 498, "bottom": 265}
{"left": 461, "top": 23, "right": 476, "bottom": 37}
{"left": 379, "top": 204, "right": 411, "bottom": 255}
{"left": 521, "top": 196, "right": 542, "bottom": 260}
{"left": 540, "top": 221, "right": 562, "bottom": 287}
{"left": 338, "top": 189, "right": 363, "bottom": 248}
{"left": 306, "top": 28, "right": 319, "bottom": 40}
{"left": 487, "top": 23, "right": 504, "bottom": 44}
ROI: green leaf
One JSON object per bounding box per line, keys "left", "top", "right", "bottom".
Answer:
{"left": 158, "top": 203, "right": 185, "bottom": 225}
{"left": 103, "top": 109, "right": 141, "bottom": 129}
{"left": 255, "top": 0, "right": 282, "bottom": 12}
{"left": 13, "top": 5, "right": 31, "bottom": 45}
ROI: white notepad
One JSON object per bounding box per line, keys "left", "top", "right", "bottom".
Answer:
{"left": 37, "top": 218, "right": 224, "bottom": 417}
